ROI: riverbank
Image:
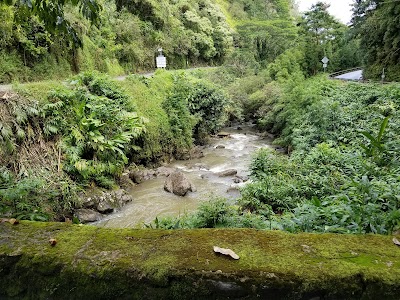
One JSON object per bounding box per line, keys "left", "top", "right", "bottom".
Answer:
{"left": 95, "top": 124, "right": 273, "bottom": 227}
{"left": 0, "top": 70, "right": 233, "bottom": 222}
{"left": 1, "top": 221, "right": 400, "bottom": 299}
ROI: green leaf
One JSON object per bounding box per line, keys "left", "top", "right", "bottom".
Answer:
{"left": 377, "top": 116, "right": 389, "bottom": 142}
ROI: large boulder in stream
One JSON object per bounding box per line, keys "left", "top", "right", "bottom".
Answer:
{"left": 74, "top": 209, "right": 103, "bottom": 223}
{"left": 164, "top": 171, "right": 196, "bottom": 197}
{"left": 217, "top": 169, "right": 238, "bottom": 177}
{"left": 155, "top": 166, "right": 175, "bottom": 177}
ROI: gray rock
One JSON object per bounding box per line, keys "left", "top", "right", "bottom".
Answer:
{"left": 78, "top": 189, "right": 133, "bottom": 215}
{"left": 217, "top": 169, "right": 238, "bottom": 177}
{"left": 215, "top": 145, "right": 225, "bottom": 149}
{"left": 129, "top": 169, "right": 155, "bottom": 184}
{"left": 164, "top": 171, "right": 195, "bottom": 196}
{"left": 155, "top": 166, "right": 175, "bottom": 177}
{"left": 96, "top": 201, "right": 114, "bottom": 214}
{"left": 113, "top": 189, "right": 125, "bottom": 200}
{"left": 74, "top": 209, "right": 103, "bottom": 223}
{"left": 236, "top": 175, "right": 249, "bottom": 182}
{"left": 274, "top": 147, "right": 287, "bottom": 154}
{"left": 121, "top": 195, "right": 133, "bottom": 204}
{"left": 176, "top": 146, "right": 205, "bottom": 160}
{"left": 82, "top": 197, "right": 95, "bottom": 208}
{"left": 233, "top": 177, "right": 242, "bottom": 184}
{"left": 188, "top": 146, "right": 205, "bottom": 159}
{"left": 217, "top": 132, "right": 231, "bottom": 138}
{"left": 119, "top": 173, "right": 135, "bottom": 188}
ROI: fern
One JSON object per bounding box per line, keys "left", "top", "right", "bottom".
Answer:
{"left": 40, "top": 72, "right": 146, "bottom": 184}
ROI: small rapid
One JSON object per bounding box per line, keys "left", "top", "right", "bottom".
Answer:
{"left": 95, "top": 124, "right": 272, "bottom": 228}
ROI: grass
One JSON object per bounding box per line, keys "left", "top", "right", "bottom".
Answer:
{"left": 1, "top": 221, "right": 400, "bottom": 299}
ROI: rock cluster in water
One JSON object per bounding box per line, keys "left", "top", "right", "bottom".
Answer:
{"left": 74, "top": 189, "right": 133, "bottom": 223}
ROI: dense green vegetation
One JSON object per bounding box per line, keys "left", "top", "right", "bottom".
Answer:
{"left": 0, "top": 71, "right": 229, "bottom": 220}
{"left": 352, "top": 0, "right": 400, "bottom": 81}
{"left": 0, "top": 0, "right": 234, "bottom": 82}
{"left": 1, "top": 0, "right": 400, "bottom": 237}
{"left": 159, "top": 75, "right": 400, "bottom": 234}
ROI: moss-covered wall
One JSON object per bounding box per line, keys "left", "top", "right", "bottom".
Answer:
{"left": 1, "top": 222, "right": 400, "bottom": 299}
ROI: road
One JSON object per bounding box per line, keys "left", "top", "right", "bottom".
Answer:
{"left": 333, "top": 70, "right": 363, "bottom": 81}
{"left": 0, "top": 67, "right": 215, "bottom": 92}
{"left": 0, "top": 84, "right": 12, "bottom": 92}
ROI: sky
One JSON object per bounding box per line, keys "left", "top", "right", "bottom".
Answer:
{"left": 296, "top": 0, "right": 353, "bottom": 24}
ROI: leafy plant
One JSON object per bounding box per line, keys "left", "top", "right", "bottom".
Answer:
{"left": 42, "top": 72, "right": 146, "bottom": 186}
{"left": 0, "top": 167, "right": 81, "bottom": 221}
{"left": 360, "top": 116, "right": 389, "bottom": 158}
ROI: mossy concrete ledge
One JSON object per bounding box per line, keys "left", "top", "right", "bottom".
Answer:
{"left": 1, "top": 222, "right": 400, "bottom": 299}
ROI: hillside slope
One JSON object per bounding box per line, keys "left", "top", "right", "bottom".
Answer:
{"left": 0, "top": 0, "right": 296, "bottom": 83}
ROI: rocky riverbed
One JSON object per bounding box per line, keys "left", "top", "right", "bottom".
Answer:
{"left": 92, "top": 124, "right": 273, "bottom": 228}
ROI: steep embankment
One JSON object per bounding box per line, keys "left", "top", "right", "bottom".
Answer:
{"left": 0, "top": 0, "right": 233, "bottom": 83}
{"left": 0, "top": 70, "right": 230, "bottom": 221}
{"left": 1, "top": 221, "right": 400, "bottom": 299}
{"left": 0, "top": 0, "right": 297, "bottom": 83}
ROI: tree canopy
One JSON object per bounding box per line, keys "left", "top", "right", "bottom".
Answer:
{"left": 0, "top": 0, "right": 102, "bottom": 46}
{"left": 352, "top": 0, "right": 400, "bottom": 80}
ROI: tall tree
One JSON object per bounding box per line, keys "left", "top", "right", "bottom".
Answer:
{"left": 0, "top": 0, "right": 102, "bottom": 46}
{"left": 353, "top": 0, "right": 400, "bottom": 80}
{"left": 299, "top": 2, "right": 348, "bottom": 75}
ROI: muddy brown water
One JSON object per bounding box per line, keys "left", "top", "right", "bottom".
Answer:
{"left": 95, "top": 124, "right": 272, "bottom": 228}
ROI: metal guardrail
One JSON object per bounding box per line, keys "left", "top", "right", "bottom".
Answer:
{"left": 328, "top": 67, "right": 363, "bottom": 79}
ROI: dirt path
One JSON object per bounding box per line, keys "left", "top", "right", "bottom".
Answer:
{"left": 0, "top": 84, "right": 12, "bottom": 92}
{"left": 0, "top": 67, "right": 215, "bottom": 92}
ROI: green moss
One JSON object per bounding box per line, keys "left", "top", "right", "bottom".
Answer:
{"left": 14, "top": 80, "right": 64, "bottom": 102}
{"left": 1, "top": 222, "right": 400, "bottom": 299}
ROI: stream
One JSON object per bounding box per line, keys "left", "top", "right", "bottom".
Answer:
{"left": 95, "top": 124, "right": 272, "bottom": 228}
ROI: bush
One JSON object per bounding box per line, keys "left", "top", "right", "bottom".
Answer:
{"left": 41, "top": 72, "right": 146, "bottom": 186}
{"left": 162, "top": 74, "right": 197, "bottom": 151}
{"left": 243, "top": 77, "right": 400, "bottom": 234}
{"left": 187, "top": 81, "right": 229, "bottom": 143}
{"left": 0, "top": 168, "right": 81, "bottom": 221}
{"left": 154, "top": 197, "right": 269, "bottom": 230}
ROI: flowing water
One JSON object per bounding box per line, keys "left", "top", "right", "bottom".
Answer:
{"left": 95, "top": 124, "right": 272, "bottom": 228}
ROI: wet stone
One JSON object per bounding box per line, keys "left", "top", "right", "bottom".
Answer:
{"left": 97, "top": 201, "right": 114, "bottom": 214}
{"left": 218, "top": 169, "right": 238, "bottom": 177}
{"left": 207, "top": 280, "right": 248, "bottom": 298}
{"left": 217, "top": 132, "right": 231, "bottom": 138}
{"left": 74, "top": 209, "right": 103, "bottom": 223}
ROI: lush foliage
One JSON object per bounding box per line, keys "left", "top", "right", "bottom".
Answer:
{"left": 0, "top": 0, "right": 101, "bottom": 46}
{"left": 352, "top": 0, "right": 400, "bottom": 80}
{"left": 161, "top": 75, "right": 400, "bottom": 235}
{"left": 150, "top": 197, "right": 269, "bottom": 230}
{"left": 0, "top": 70, "right": 233, "bottom": 220}
{"left": 41, "top": 72, "right": 146, "bottom": 186}
{"left": 298, "top": 2, "right": 361, "bottom": 75}
{"left": 242, "top": 77, "right": 400, "bottom": 234}
{"left": 0, "top": 168, "right": 81, "bottom": 221}
{"left": 162, "top": 73, "right": 230, "bottom": 147}
{"left": 0, "top": 0, "right": 237, "bottom": 83}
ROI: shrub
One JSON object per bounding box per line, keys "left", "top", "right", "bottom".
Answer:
{"left": 187, "top": 81, "right": 229, "bottom": 144}
{"left": 41, "top": 72, "right": 146, "bottom": 186}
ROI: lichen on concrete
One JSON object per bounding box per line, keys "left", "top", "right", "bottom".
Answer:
{"left": 1, "top": 222, "right": 400, "bottom": 299}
